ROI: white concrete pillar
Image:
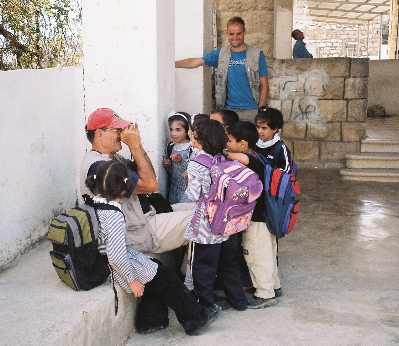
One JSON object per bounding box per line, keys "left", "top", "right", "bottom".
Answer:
{"left": 82, "top": 0, "right": 175, "bottom": 191}
{"left": 175, "top": 0, "right": 213, "bottom": 114}
{"left": 274, "top": 0, "right": 294, "bottom": 59}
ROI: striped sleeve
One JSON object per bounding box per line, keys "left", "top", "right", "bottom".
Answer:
{"left": 278, "top": 143, "right": 291, "bottom": 173}
{"left": 185, "top": 161, "right": 210, "bottom": 202}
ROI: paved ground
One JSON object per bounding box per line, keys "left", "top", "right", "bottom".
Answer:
{"left": 125, "top": 168, "right": 399, "bottom": 346}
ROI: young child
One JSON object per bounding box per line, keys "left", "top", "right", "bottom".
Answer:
{"left": 210, "top": 108, "right": 239, "bottom": 131}
{"left": 225, "top": 118, "right": 287, "bottom": 309}
{"left": 254, "top": 106, "right": 291, "bottom": 172}
{"left": 180, "top": 113, "right": 210, "bottom": 286}
{"left": 163, "top": 112, "right": 192, "bottom": 204}
{"left": 210, "top": 108, "right": 252, "bottom": 291}
{"left": 184, "top": 119, "right": 247, "bottom": 311}
{"left": 85, "top": 160, "right": 221, "bottom": 336}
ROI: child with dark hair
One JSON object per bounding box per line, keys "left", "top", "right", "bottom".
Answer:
{"left": 179, "top": 113, "right": 211, "bottom": 286}
{"left": 210, "top": 108, "right": 239, "bottom": 129}
{"left": 254, "top": 107, "right": 291, "bottom": 172}
{"left": 163, "top": 112, "right": 192, "bottom": 204}
{"left": 225, "top": 121, "right": 282, "bottom": 309}
{"left": 85, "top": 160, "right": 221, "bottom": 336}
{"left": 188, "top": 113, "right": 210, "bottom": 154}
{"left": 184, "top": 119, "right": 247, "bottom": 311}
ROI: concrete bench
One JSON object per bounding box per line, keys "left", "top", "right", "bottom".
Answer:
{"left": 0, "top": 240, "right": 185, "bottom": 345}
{"left": 0, "top": 240, "right": 136, "bottom": 345}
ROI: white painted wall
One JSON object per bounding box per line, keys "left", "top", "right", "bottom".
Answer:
{"left": 175, "top": 0, "right": 213, "bottom": 114}
{"left": 274, "top": 0, "right": 294, "bottom": 59}
{"left": 82, "top": 0, "right": 176, "bottom": 195}
{"left": 369, "top": 60, "right": 399, "bottom": 116}
{"left": 0, "top": 67, "right": 85, "bottom": 267}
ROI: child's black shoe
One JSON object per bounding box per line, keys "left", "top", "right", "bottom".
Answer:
{"left": 184, "top": 304, "right": 221, "bottom": 336}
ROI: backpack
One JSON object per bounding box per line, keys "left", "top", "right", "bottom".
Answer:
{"left": 255, "top": 153, "right": 300, "bottom": 238}
{"left": 191, "top": 154, "right": 263, "bottom": 237}
{"left": 46, "top": 202, "right": 120, "bottom": 291}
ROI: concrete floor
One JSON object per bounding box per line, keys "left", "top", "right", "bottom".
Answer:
{"left": 126, "top": 168, "right": 399, "bottom": 346}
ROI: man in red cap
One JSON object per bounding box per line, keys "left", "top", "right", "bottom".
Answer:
{"left": 80, "top": 108, "right": 192, "bottom": 253}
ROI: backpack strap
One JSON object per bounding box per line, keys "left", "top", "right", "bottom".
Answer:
{"left": 92, "top": 202, "right": 122, "bottom": 316}
{"left": 189, "top": 154, "right": 215, "bottom": 235}
{"left": 166, "top": 142, "right": 175, "bottom": 158}
{"left": 192, "top": 153, "right": 212, "bottom": 167}
{"left": 248, "top": 151, "right": 271, "bottom": 166}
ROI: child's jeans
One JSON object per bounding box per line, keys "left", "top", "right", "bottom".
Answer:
{"left": 192, "top": 233, "right": 247, "bottom": 310}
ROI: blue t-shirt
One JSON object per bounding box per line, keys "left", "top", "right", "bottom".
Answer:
{"left": 203, "top": 47, "right": 268, "bottom": 109}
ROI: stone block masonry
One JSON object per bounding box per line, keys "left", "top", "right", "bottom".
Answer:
{"left": 269, "top": 58, "right": 367, "bottom": 168}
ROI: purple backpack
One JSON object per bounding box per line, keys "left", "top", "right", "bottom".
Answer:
{"left": 191, "top": 154, "right": 263, "bottom": 236}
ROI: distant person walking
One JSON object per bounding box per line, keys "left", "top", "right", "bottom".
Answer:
{"left": 292, "top": 29, "right": 313, "bottom": 59}
{"left": 175, "top": 16, "right": 269, "bottom": 122}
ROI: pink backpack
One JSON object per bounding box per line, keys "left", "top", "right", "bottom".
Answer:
{"left": 191, "top": 154, "right": 263, "bottom": 236}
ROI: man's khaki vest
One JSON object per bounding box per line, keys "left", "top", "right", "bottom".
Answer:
{"left": 215, "top": 44, "right": 261, "bottom": 108}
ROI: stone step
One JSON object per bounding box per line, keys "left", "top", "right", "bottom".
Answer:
{"left": 361, "top": 139, "right": 399, "bottom": 153}
{"left": 345, "top": 152, "right": 399, "bottom": 169}
{"left": 340, "top": 168, "right": 399, "bottom": 183}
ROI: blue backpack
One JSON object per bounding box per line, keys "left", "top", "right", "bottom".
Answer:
{"left": 255, "top": 154, "right": 300, "bottom": 238}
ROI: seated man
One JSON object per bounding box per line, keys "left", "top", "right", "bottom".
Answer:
{"left": 80, "top": 108, "right": 193, "bottom": 253}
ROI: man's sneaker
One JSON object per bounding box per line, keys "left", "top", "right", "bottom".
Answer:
{"left": 274, "top": 287, "right": 283, "bottom": 297}
{"left": 185, "top": 304, "right": 222, "bottom": 336}
{"left": 245, "top": 287, "right": 282, "bottom": 298}
{"left": 214, "top": 294, "right": 231, "bottom": 310}
{"left": 247, "top": 295, "right": 277, "bottom": 309}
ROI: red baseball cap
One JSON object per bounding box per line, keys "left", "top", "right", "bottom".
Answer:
{"left": 85, "top": 108, "right": 131, "bottom": 131}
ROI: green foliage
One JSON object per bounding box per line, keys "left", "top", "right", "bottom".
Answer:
{"left": 0, "top": 0, "right": 82, "bottom": 70}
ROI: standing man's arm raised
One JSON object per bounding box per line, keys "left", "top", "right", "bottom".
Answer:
{"left": 258, "top": 76, "right": 269, "bottom": 108}
{"left": 175, "top": 58, "right": 205, "bottom": 69}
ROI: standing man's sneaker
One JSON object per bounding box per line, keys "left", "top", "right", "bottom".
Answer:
{"left": 247, "top": 295, "right": 277, "bottom": 309}
{"left": 185, "top": 304, "right": 222, "bottom": 336}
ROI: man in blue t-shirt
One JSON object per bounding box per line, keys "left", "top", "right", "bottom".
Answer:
{"left": 175, "top": 16, "right": 269, "bottom": 122}
{"left": 292, "top": 29, "right": 313, "bottom": 59}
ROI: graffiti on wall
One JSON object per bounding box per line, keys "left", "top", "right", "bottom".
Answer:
{"left": 270, "top": 66, "right": 328, "bottom": 122}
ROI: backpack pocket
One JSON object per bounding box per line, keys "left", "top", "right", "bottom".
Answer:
{"left": 49, "top": 251, "right": 79, "bottom": 291}
{"left": 281, "top": 200, "right": 300, "bottom": 236}
{"left": 222, "top": 203, "right": 255, "bottom": 237}
{"left": 47, "top": 219, "right": 68, "bottom": 245}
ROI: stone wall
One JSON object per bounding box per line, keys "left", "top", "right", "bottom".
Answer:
{"left": 303, "top": 20, "right": 382, "bottom": 59}
{"left": 268, "top": 58, "right": 368, "bottom": 168}
{"left": 213, "top": 0, "right": 275, "bottom": 59}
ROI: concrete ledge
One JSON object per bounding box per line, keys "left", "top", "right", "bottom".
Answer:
{"left": 345, "top": 152, "right": 399, "bottom": 169}
{"left": 0, "top": 241, "right": 136, "bottom": 346}
{"left": 361, "top": 139, "right": 399, "bottom": 153}
{"left": 340, "top": 168, "right": 399, "bottom": 182}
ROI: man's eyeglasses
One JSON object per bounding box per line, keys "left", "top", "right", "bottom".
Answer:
{"left": 100, "top": 127, "right": 122, "bottom": 133}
